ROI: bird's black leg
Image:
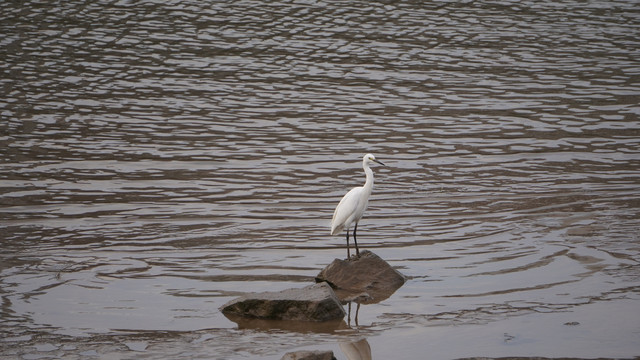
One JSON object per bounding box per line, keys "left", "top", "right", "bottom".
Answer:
{"left": 353, "top": 222, "right": 360, "bottom": 257}
{"left": 346, "top": 229, "right": 351, "bottom": 259}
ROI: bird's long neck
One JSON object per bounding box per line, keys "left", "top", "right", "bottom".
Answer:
{"left": 363, "top": 162, "right": 374, "bottom": 194}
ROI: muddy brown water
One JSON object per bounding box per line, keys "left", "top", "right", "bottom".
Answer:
{"left": 1, "top": 0, "right": 639, "bottom": 359}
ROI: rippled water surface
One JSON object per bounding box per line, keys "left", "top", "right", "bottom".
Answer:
{"left": 2, "top": 0, "right": 640, "bottom": 359}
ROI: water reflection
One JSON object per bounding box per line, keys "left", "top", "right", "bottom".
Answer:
{"left": 223, "top": 314, "right": 347, "bottom": 334}
{"left": 340, "top": 338, "right": 372, "bottom": 360}
{"left": 1, "top": 0, "right": 640, "bottom": 358}
{"left": 345, "top": 302, "right": 362, "bottom": 328}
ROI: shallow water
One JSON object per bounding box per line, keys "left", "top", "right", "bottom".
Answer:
{"left": 1, "top": 0, "right": 640, "bottom": 359}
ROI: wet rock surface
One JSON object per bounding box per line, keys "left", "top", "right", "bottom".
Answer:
{"left": 281, "top": 350, "right": 337, "bottom": 360}
{"left": 220, "top": 282, "right": 345, "bottom": 322}
{"left": 315, "top": 250, "right": 406, "bottom": 304}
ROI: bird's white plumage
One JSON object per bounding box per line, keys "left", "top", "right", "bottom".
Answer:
{"left": 330, "top": 154, "right": 384, "bottom": 257}
{"left": 331, "top": 186, "right": 366, "bottom": 235}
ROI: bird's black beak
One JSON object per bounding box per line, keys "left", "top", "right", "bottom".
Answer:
{"left": 374, "top": 159, "right": 385, "bottom": 166}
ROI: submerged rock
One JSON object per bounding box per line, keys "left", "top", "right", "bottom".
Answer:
{"left": 281, "top": 350, "right": 336, "bottom": 360}
{"left": 315, "top": 250, "right": 406, "bottom": 304}
{"left": 220, "top": 282, "right": 345, "bottom": 322}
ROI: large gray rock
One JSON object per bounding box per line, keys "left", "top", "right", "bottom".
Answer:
{"left": 220, "top": 282, "right": 345, "bottom": 322}
{"left": 281, "top": 350, "right": 336, "bottom": 360}
{"left": 315, "top": 250, "right": 406, "bottom": 304}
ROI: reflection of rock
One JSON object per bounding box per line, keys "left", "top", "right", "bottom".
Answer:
{"left": 220, "top": 282, "right": 345, "bottom": 322}
{"left": 223, "top": 314, "right": 346, "bottom": 333}
{"left": 339, "top": 338, "right": 371, "bottom": 360}
{"left": 315, "top": 250, "right": 406, "bottom": 304}
{"left": 281, "top": 350, "right": 337, "bottom": 360}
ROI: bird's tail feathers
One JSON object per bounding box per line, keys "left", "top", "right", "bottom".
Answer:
{"left": 330, "top": 223, "right": 344, "bottom": 236}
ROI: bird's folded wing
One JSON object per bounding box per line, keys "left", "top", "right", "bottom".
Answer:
{"left": 331, "top": 187, "right": 362, "bottom": 235}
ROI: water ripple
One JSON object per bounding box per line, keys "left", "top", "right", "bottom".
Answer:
{"left": 1, "top": 0, "right": 640, "bottom": 358}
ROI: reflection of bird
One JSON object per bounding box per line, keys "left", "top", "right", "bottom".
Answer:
{"left": 331, "top": 154, "right": 385, "bottom": 259}
{"left": 339, "top": 338, "right": 372, "bottom": 360}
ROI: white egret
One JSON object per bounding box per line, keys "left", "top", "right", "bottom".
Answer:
{"left": 331, "top": 154, "right": 385, "bottom": 259}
